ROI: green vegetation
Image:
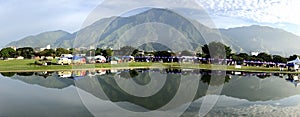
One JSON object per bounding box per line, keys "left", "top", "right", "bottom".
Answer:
{"left": 0, "top": 47, "right": 17, "bottom": 59}
{"left": 0, "top": 59, "right": 298, "bottom": 73}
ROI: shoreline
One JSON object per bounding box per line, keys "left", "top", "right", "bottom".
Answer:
{"left": 0, "top": 65, "right": 299, "bottom": 74}
{"left": 0, "top": 60, "right": 299, "bottom": 74}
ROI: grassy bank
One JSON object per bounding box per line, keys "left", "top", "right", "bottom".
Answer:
{"left": 0, "top": 59, "right": 298, "bottom": 73}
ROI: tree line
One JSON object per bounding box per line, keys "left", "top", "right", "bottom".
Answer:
{"left": 1, "top": 42, "right": 299, "bottom": 63}
{"left": 0, "top": 47, "right": 114, "bottom": 59}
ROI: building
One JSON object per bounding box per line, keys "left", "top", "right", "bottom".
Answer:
{"left": 250, "top": 51, "right": 259, "bottom": 56}
{"left": 46, "top": 45, "right": 51, "bottom": 49}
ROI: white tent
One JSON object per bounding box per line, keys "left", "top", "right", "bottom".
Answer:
{"left": 287, "top": 57, "right": 300, "bottom": 71}
{"left": 288, "top": 57, "right": 300, "bottom": 65}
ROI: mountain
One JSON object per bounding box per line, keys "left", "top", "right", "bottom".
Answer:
{"left": 61, "top": 8, "right": 216, "bottom": 51}
{"left": 7, "top": 30, "right": 71, "bottom": 48}
{"left": 6, "top": 8, "right": 300, "bottom": 56}
{"left": 220, "top": 25, "right": 300, "bottom": 56}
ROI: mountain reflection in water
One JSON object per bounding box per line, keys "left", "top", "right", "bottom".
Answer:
{"left": 1, "top": 69, "right": 300, "bottom": 116}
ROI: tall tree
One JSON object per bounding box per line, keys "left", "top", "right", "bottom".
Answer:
{"left": 202, "top": 42, "right": 231, "bottom": 58}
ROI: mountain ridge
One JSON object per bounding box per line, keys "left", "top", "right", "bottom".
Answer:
{"left": 5, "top": 8, "right": 300, "bottom": 56}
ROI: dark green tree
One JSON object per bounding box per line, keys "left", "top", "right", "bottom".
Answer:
{"left": 257, "top": 52, "right": 272, "bottom": 62}
{"left": 16, "top": 47, "right": 34, "bottom": 59}
{"left": 102, "top": 49, "right": 113, "bottom": 57}
{"left": 272, "top": 55, "right": 287, "bottom": 63}
{"left": 38, "top": 49, "right": 56, "bottom": 57}
{"left": 131, "top": 49, "right": 139, "bottom": 56}
{"left": 55, "top": 48, "right": 70, "bottom": 57}
{"left": 237, "top": 53, "right": 250, "bottom": 60}
{"left": 153, "top": 51, "right": 172, "bottom": 57}
{"left": 95, "top": 48, "right": 103, "bottom": 56}
{"left": 1, "top": 72, "right": 16, "bottom": 77}
{"left": 287, "top": 55, "right": 299, "bottom": 61}
{"left": 0, "top": 47, "right": 16, "bottom": 59}
{"left": 202, "top": 42, "right": 231, "bottom": 58}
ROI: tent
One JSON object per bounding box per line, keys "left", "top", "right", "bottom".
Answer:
{"left": 287, "top": 57, "right": 300, "bottom": 71}
{"left": 288, "top": 57, "right": 300, "bottom": 64}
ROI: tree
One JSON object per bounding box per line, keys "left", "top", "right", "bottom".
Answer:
{"left": 232, "top": 55, "right": 244, "bottom": 62}
{"left": 237, "top": 53, "right": 250, "bottom": 60}
{"left": 1, "top": 72, "right": 16, "bottom": 77}
{"left": 257, "top": 52, "right": 272, "bottom": 62}
{"left": 69, "top": 48, "right": 77, "bottom": 54}
{"left": 94, "top": 48, "right": 113, "bottom": 57}
{"left": 16, "top": 47, "right": 34, "bottom": 59}
{"left": 287, "top": 55, "right": 299, "bottom": 61}
{"left": 55, "top": 48, "right": 70, "bottom": 57}
{"left": 0, "top": 47, "right": 16, "bottom": 59}
{"left": 102, "top": 49, "right": 113, "bottom": 57}
{"left": 180, "top": 50, "right": 194, "bottom": 56}
{"left": 153, "top": 51, "right": 172, "bottom": 57}
{"left": 37, "top": 49, "right": 55, "bottom": 57}
{"left": 95, "top": 48, "right": 103, "bottom": 56}
{"left": 272, "top": 55, "right": 287, "bottom": 63}
{"left": 131, "top": 49, "right": 139, "bottom": 56}
{"left": 202, "top": 42, "right": 231, "bottom": 58}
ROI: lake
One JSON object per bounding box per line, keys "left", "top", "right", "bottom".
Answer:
{"left": 0, "top": 69, "right": 300, "bottom": 117}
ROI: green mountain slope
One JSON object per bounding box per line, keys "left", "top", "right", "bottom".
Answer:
{"left": 6, "top": 8, "right": 300, "bottom": 56}
{"left": 7, "top": 30, "right": 71, "bottom": 48}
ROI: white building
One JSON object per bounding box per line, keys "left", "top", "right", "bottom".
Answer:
{"left": 46, "top": 45, "right": 51, "bottom": 49}
{"left": 250, "top": 51, "right": 259, "bottom": 56}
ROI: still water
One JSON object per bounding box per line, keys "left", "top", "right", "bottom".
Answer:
{"left": 0, "top": 69, "right": 300, "bottom": 117}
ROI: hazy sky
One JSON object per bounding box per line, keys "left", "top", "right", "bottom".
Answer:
{"left": 1, "top": 0, "right": 300, "bottom": 48}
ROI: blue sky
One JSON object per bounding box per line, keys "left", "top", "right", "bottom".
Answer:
{"left": 1, "top": 0, "right": 300, "bottom": 48}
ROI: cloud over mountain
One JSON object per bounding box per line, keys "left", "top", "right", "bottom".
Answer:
{"left": 196, "top": 0, "right": 299, "bottom": 25}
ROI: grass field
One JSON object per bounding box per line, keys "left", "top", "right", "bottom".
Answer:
{"left": 0, "top": 59, "right": 298, "bottom": 73}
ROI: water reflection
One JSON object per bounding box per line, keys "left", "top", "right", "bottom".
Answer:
{"left": 1, "top": 69, "right": 300, "bottom": 116}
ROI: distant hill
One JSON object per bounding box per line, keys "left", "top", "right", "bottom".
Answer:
{"left": 220, "top": 25, "right": 300, "bottom": 56}
{"left": 6, "top": 8, "right": 300, "bottom": 56}
{"left": 7, "top": 30, "right": 71, "bottom": 48}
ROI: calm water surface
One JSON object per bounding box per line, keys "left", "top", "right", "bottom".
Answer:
{"left": 0, "top": 69, "right": 300, "bottom": 117}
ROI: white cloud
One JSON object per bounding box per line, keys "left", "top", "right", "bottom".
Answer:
{"left": 1, "top": 0, "right": 300, "bottom": 47}
{"left": 196, "top": 0, "right": 300, "bottom": 25}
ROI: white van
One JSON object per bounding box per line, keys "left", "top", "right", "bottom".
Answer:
{"left": 57, "top": 58, "right": 71, "bottom": 65}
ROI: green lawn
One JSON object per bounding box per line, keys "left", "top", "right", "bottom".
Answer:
{"left": 0, "top": 59, "right": 297, "bottom": 73}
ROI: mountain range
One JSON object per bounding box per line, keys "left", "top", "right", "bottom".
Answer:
{"left": 6, "top": 8, "right": 300, "bottom": 56}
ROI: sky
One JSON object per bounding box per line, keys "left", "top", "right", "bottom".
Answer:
{"left": 1, "top": 0, "right": 300, "bottom": 48}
